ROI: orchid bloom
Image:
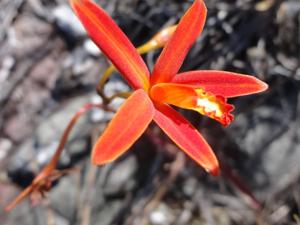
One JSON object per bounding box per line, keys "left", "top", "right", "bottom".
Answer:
{"left": 70, "top": 0, "right": 268, "bottom": 175}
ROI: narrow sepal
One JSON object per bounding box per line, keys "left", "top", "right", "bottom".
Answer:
{"left": 172, "top": 71, "right": 268, "bottom": 98}
{"left": 70, "top": 0, "right": 150, "bottom": 90}
{"left": 150, "top": 0, "right": 207, "bottom": 85}
{"left": 153, "top": 103, "right": 219, "bottom": 175}
{"left": 92, "top": 90, "right": 154, "bottom": 165}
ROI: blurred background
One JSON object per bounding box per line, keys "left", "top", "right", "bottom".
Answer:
{"left": 0, "top": 0, "right": 299, "bottom": 224}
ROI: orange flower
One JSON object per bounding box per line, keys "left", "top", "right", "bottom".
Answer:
{"left": 70, "top": 0, "right": 268, "bottom": 176}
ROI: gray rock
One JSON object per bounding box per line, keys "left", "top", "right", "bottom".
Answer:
{"left": 227, "top": 88, "right": 300, "bottom": 199}
{"left": 149, "top": 203, "right": 176, "bottom": 225}
{"left": 8, "top": 94, "right": 94, "bottom": 171}
{"left": 89, "top": 94, "right": 114, "bottom": 123}
{"left": 103, "top": 80, "right": 130, "bottom": 99}
{"left": 103, "top": 155, "right": 138, "bottom": 195}
{"left": 91, "top": 200, "right": 123, "bottom": 225}
{"left": 0, "top": 56, "right": 14, "bottom": 83}
{"left": 53, "top": 5, "right": 86, "bottom": 40}
{"left": 84, "top": 39, "right": 102, "bottom": 57}
{"left": 49, "top": 175, "right": 78, "bottom": 222}
{"left": 182, "top": 177, "right": 198, "bottom": 197}
{"left": 0, "top": 138, "right": 12, "bottom": 161}
{"left": 35, "top": 95, "right": 92, "bottom": 147}
{"left": 4, "top": 200, "right": 48, "bottom": 225}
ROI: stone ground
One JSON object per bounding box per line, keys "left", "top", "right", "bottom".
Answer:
{"left": 0, "top": 0, "right": 300, "bottom": 224}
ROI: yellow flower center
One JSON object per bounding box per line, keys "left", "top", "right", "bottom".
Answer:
{"left": 194, "top": 89, "right": 234, "bottom": 126}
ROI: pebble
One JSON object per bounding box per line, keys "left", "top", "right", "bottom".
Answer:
{"left": 103, "top": 155, "right": 138, "bottom": 195}
{"left": 0, "top": 138, "right": 12, "bottom": 160}
{"left": 0, "top": 56, "right": 15, "bottom": 83}
{"left": 53, "top": 5, "right": 86, "bottom": 41}
{"left": 84, "top": 39, "right": 102, "bottom": 57}
{"left": 149, "top": 203, "right": 175, "bottom": 225}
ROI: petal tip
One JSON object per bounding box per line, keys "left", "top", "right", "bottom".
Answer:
{"left": 91, "top": 145, "right": 116, "bottom": 166}
{"left": 250, "top": 78, "right": 268, "bottom": 95}
{"left": 206, "top": 164, "right": 220, "bottom": 176}
{"left": 150, "top": 0, "right": 207, "bottom": 84}
{"left": 91, "top": 152, "right": 99, "bottom": 165}
{"left": 91, "top": 154, "right": 107, "bottom": 166}
{"left": 259, "top": 80, "right": 269, "bottom": 92}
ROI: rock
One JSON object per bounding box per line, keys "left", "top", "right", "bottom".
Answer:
{"left": 103, "top": 155, "right": 138, "bottom": 195}
{"left": 91, "top": 200, "right": 123, "bottom": 225}
{"left": 103, "top": 80, "right": 129, "bottom": 111}
{"left": 4, "top": 204, "right": 40, "bottom": 225}
{"left": 89, "top": 94, "right": 108, "bottom": 123}
{"left": 67, "top": 138, "right": 89, "bottom": 158}
{"left": 0, "top": 56, "right": 15, "bottom": 83}
{"left": 227, "top": 81, "right": 300, "bottom": 199}
{"left": 149, "top": 203, "right": 175, "bottom": 225}
{"left": 70, "top": 48, "right": 94, "bottom": 76}
{"left": 182, "top": 177, "right": 198, "bottom": 197}
{"left": 7, "top": 94, "right": 94, "bottom": 174}
{"left": 49, "top": 175, "right": 78, "bottom": 221}
{"left": 35, "top": 95, "right": 92, "bottom": 147}
{"left": 48, "top": 211, "right": 70, "bottom": 225}
{"left": 4, "top": 115, "right": 33, "bottom": 143}
{"left": 103, "top": 80, "right": 130, "bottom": 98}
{"left": 12, "top": 15, "right": 53, "bottom": 57}
{"left": 29, "top": 57, "right": 60, "bottom": 90}
{"left": 3, "top": 54, "right": 62, "bottom": 143}
{"left": 0, "top": 138, "right": 12, "bottom": 161}
{"left": 84, "top": 39, "right": 102, "bottom": 57}
{"left": 53, "top": 5, "right": 86, "bottom": 43}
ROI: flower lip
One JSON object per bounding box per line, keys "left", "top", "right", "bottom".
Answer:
{"left": 150, "top": 83, "right": 234, "bottom": 126}
{"left": 195, "top": 89, "right": 234, "bottom": 126}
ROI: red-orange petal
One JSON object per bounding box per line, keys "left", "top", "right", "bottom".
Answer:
{"left": 92, "top": 90, "right": 154, "bottom": 165}
{"left": 70, "top": 0, "right": 150, "bottom": 90}
{"left": 150, "top": 83, "right": 234, "bottom": 126}
{"left": 154, "top": 103, "right": 219, "bottom": 175}
{"left": 150, "top": 0, "right": 207, "bottom": 85}
{"left": 172, "top": 71, "right": 268, "bottom": 98}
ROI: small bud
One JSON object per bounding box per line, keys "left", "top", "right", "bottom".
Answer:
{"left": 138, "top": 25, "right": 177, "bottom": 54}
{"left": 151, "top": 25, "right": 177, "bottom": 49}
